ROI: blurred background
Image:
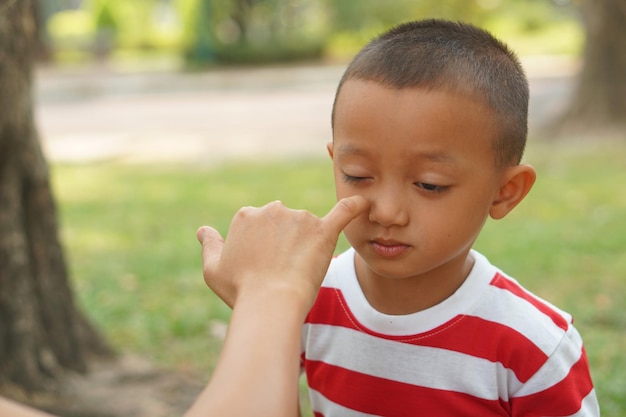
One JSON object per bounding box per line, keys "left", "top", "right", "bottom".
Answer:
{"left": 37, "top": 0, "right": 589, "bottom": 164}
{"left": 1, "top": 1, "right": 625, "bottom": 416}
{"left": 40, "top": 0, "right": 582, "bottom": 66}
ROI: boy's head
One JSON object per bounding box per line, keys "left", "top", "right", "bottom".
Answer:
{"left": 332, "top": 19, "right": 529, "bottom": 168}
{"left": 327, "top": 20, "right": 536, "bottom": 302}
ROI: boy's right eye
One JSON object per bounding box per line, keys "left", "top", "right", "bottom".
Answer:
{"left": 342, "top": 173, "right": 368, "bottom": 184}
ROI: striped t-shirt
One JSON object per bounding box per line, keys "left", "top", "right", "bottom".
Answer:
{"left": 301, "top": 248, "right": 599, "bottom": 416}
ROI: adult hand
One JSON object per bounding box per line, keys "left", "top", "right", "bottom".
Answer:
{"left": 196, "top": 195, "right": 368, "bottom": 311}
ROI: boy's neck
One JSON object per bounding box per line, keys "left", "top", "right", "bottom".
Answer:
{"left": 354, "top": 253, "right": 475, "bottom": 315}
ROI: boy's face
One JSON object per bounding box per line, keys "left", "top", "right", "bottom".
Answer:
{"left": 329, "top": 79, "right": 507, "bottom": 284}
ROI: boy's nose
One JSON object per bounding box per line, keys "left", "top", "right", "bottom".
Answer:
{"left": 367, "top": 188, "right": 409, "bottom": 227}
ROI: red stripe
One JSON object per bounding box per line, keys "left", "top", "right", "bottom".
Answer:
{"left": 489, "top": 273, "right": 569, "bottom": 331}
{"left": 306, "top": 287, "right": 362, "bottom": 330}
{"left": 306, "top": 360, "right": 510, "bottom": 417}
{"left": 510, "top": 349, "right": 595, "bottom": 416}
{"left": 307, "top": 287, "right": 548, "bottom": 382}
{"left": 412, "top": 316, "right": 546, "bottom": 383}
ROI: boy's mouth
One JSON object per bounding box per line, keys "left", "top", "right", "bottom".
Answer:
{"left": 369, "top": 239, "right": 411, "bottom": 258}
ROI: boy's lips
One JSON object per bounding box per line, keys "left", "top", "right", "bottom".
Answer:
{"left": 369, "top": 239, "right": 411, "bottom": 258}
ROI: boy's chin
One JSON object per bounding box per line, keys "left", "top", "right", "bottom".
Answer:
{"left": 355, "top": 251, "right": 419, "bottom": 280}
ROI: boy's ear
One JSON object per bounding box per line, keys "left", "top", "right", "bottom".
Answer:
{"left": 326, "top": 142, "right": 334, "bottom": 159}
{"left": 489, "top": 164, "right": 536, "bottom": 220}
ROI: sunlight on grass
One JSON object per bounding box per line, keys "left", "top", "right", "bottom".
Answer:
{"left": 52, "top": 140, "right": 626, "bottom": 416}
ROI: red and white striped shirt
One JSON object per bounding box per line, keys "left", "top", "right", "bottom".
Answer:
{"left": 301, "top": 248, "right": 599, "bottom": 416}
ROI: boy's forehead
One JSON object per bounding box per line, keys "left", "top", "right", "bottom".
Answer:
{"left": 335, "top": 78, "right": 482, "bottom": 108}
{"left": 332, "top": 78, "right": 500, "bottom": 165}
{"left": 334, "top": 78, "right": 493, "bottom": 126}
{"left": 335, "top": 141, "right": 456, "bottom": 164}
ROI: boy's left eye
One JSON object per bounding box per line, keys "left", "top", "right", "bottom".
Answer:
{"left": 415, "top": 182, "right": 448, "bottom": 192}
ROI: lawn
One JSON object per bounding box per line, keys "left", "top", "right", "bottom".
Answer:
{"left": 52, "top": 139, "right": 626, "bottom": 415}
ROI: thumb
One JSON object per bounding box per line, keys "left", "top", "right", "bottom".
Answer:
{"left": 196, "top": 226, "right": 225, "bottom": 278}
{"left": 322, "top": 195, "right": 369, "bottom": 238}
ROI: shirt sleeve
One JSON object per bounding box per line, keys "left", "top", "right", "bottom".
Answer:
{"left": 509, "top": 325, "right": 600, "bottom": 416}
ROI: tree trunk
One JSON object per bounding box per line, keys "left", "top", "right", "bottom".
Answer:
{"left": 558, "top": 0, "right": 626, "bottom": 134}
{"left": 0, "top": 0, "right": 111, "bottom": 394}
{"left": 31, "top": 0, "right": 52, "bottom": 61}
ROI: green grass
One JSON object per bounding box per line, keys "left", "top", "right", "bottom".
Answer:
{"left": 54, "top": 157, "right": 339, "bottom": 373}
{"left": 52, "top": 140, "right": 626, "bottom": 415}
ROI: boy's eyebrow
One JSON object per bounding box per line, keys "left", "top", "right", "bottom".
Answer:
{"left": 336, "top": 143, "right": 456, "bottom": 164}
{"left": 336, "top": 143, "right": 369, "bottom": 156}
{"left": 415, "top": 151, "right": 457, "bottom": 164}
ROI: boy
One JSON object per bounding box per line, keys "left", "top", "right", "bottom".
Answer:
{"left": 300, "top": 19, "right": 599, "bottom": 416}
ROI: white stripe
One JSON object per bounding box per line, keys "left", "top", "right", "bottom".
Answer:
{"left": 309, "top": 388, "right": 382, "bottom": 417}
{"left": 514, "top": 325, "right": 584, "bottom": 396}
{"left": 304, "top": 323, "right": 522, "bottom": 400}
{"left": 472, "top": 284, "right": 568, "bottom": 355}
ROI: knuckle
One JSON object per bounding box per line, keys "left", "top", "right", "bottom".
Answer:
{"left": 264, "top": 200, "right": 285, "bottom": 215}
{"left": 295, "top": 208, "right": 315, "bottom": 223}
{"left": 267, "top": 200, "right": 284, "bottom": 208}
{"left": 237, "top": 205, "right": 253, "bottom": 216}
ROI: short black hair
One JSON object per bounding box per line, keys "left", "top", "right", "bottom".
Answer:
{"left": 332, "top": 19, "right": 529, "bottom": 167}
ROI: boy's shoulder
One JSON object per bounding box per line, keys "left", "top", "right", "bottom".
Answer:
{"left": 484, "top": 270, "right": 572, "bottom": 330}
{"left": 467, "top": 254, "right": 575, "bottom": 358}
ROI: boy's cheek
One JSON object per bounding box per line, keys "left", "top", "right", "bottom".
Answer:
{"left": 344, "top": 214, "right": 368, "bottom": 236}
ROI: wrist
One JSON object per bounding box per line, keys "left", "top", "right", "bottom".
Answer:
{"left": 235, "top": 278, "right": 315, "bottom": 321}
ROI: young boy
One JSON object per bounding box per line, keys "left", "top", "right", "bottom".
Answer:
{"left": 300, "top": 19, "right": 599, "bottom": 416}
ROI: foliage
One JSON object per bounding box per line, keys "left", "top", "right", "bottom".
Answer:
{"left": 52, "top": 139, "right": 626, "bottom": 415}
{"left": 46, "top": 0, "right": 184, "bottom": 63}
{"left": 325, "top": 0, "right": 582, "bottom": 58}
{"left": 481, "top": 0, "right": 583, "bottom": 56}
{"left": 47, "top": 9, "right": 95, "bottom": 52}
{"left": 184, "top": 0, "right": 328, "bottom": 65}
{"left": 43, "top": 0, "right": 583, "bottom": 66}
{"left": 322, "top": 0, "right": 487, "bottom": 58}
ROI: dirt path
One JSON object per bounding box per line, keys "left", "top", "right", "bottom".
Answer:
{"left": 36, "top": 57, "right": 578, "bottom": 165}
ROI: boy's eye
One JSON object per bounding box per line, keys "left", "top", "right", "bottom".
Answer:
{"left": 342, "top": 173, "right": 368, "bottom": 183}
{"left": 415, "top": 182, "right": 448, "bottom": 192}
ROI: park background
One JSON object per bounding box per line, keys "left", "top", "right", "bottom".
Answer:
{"left": 1, "top": 0, "right": 625, "bottom": 416}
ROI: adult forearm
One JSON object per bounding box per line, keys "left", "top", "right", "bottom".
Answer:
{"left": 0, "top": 397, "right": 55, "bottom": 417}
{"left": 184, "top": 289, "right": 306, "bottom": 417}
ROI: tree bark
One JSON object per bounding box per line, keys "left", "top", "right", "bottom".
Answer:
{"left": 31, "top": 0, "right": 52, "bottom": 61}
{"left": 559, "top": 0, "right": 626, "bottom": 134}
{"left": 0, "top": 0, "right": 111, "bottom": 394}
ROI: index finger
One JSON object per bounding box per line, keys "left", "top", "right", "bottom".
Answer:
{"left": 322, "top": 195, "right": 370, "bottom": 238}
